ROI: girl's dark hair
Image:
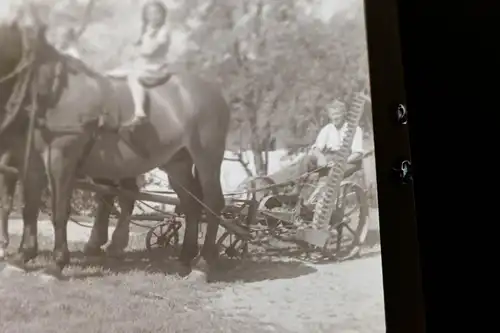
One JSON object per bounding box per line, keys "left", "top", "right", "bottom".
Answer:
{"left": 139, "top": 1, "right": 168, "bottom": 40}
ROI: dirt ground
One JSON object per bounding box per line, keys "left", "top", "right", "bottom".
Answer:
{"left": 211, "top": 254, "right": 384, "bottom": 332}
{"left": 1, "top": 218, "right": 385, "bottom": 333}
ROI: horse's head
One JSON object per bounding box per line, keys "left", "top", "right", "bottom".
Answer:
{"left": 0, "top": 5, "right": 54, "bottom": 147}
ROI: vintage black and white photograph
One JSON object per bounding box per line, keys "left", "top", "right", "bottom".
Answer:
{"left": 0, "top": 0, "right": 384, "bottom": 332}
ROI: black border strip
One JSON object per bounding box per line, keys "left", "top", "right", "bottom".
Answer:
{"left": 363, "top": 0, "right": 426, "bottom": 331}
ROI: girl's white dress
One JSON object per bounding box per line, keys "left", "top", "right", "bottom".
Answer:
{"left": 107, "top": 25, "right": 170, "bottom": 80}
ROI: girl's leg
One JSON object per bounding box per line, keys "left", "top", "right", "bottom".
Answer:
{"left": 126, "top": 74, "right": 147, "bottom": 125}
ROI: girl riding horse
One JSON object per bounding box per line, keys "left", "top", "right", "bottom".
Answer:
{"left": 107, "top": 0, "right": 171, "bottom": 127}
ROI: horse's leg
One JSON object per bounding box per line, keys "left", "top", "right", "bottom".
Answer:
{"left": 42, "top": 143, "right": 83, "bottom": 278}
{"left": 189, "top": 151, "right": 225, "bottom": 267}
{"left": 162, "top": 151, "right": 202, "bottom": 273}
{"left": 0, "top": 168, "right": 17, "bottom": 260}
{"left": 106, "top": 177, "right": 138, "bottom": 257}
{"left": 83, "top": 179, "right": 116, "bottom": 257}
{"left": 7, "top": 157, "right": 46, "bottom": 269}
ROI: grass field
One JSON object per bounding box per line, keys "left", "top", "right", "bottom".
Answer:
{"left": 0, "top": 233, "right": 294, "bottom": 333}
{"left": 1, "top": 215, "right": 384, "bottom": 333}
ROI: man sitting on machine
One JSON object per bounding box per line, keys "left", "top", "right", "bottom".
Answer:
{"left": 304, "top": 98, "right": 365, "bottom": 207}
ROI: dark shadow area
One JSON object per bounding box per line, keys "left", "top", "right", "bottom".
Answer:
{"left": 93, "top": 248, "right": 317, "bottom": 283}
{"left": 207, "top": 257, "right": 317, "bottom": 283}
{"left": 2, "top": 245, "right": 317, "bottom": 283}
{"left": 254, "top": 244, "right": 381, "bottom": 266}
{"left": 3, "top": 233, "right": 379, "bottom": 283}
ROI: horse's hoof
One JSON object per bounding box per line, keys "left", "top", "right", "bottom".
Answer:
{"left": 183, "top": 257, "right": 207, "bottom": 282}
{"left": 0, "top": 248, "right": 6, "bottom": 261}
{"left": 191, "top": 257, "right": 221, "bottom": 282}
{"left": 173, "top": 260, "right": 192, "bottom": 278}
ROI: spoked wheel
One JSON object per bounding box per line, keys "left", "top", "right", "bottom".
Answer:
{"left": 322, "top": 181, "right": 369, "bottom": 261}
{"left": 145, "top": 219, "right": 182, "bottom": 258}
{"left": 216, "top": 231, "right": 249, "bottom": 259}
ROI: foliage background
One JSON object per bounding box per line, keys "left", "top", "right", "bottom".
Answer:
{"left": 4, "top": 0, "right": 376, "bottom": 215}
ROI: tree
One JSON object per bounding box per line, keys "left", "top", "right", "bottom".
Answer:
{"left": 23, "top": 0, "right": 372, "bottom": 193}
{"left": 175, "top": 0, "right": 370, "bottom": 175}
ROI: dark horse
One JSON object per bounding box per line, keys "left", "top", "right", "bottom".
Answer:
{"left": 0, "top": 17, "right": 229, "bottom": 280}
{"left": 0, "top": 148, "right": 143, "bottom": 261}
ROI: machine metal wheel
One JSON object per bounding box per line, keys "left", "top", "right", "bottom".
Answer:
{"left": 216, "top": 231, "right": 249, "bottom": 259}
{"left": 145, "top": 219, "right": 182, "bottom": 257}
{"left": 322, "top": 181, "right": 369, "bottom": 261}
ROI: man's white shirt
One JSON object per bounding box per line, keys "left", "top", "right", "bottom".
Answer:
{"left": 312, "top": 123, "right": 363, "bottom": 154}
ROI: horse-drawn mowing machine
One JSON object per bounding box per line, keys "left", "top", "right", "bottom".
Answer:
{"left": 0, "top": 93, "right": 372, "bottom": 265}
{"left": 143, "top": 93, "right": 373, "bottom": 263}
{"left": 141, "top": 148, "right": 372, "bottom": 263}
